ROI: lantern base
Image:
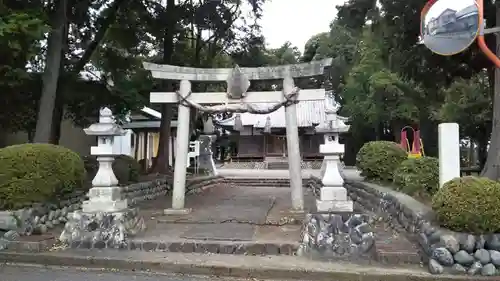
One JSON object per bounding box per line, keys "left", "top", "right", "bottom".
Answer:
{"left": 59, "top": 208, "right": 146, "bottom": 249}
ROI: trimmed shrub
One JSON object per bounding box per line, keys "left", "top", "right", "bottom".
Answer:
{"left": 83, "top": 154, "right": 140, "bottom": 185}
{"left": 393, "top": 156, "right": 439, "bottom": 197}
{"left": 83, "top": 155, "right": 98, "bottom": 178}
{"left": 0, "top": 143, "right": 86, "bottom": 210}
{"left": 432, "top": 176, "right": 500, "bottom": 234}
{"left": 112, "top": 154, "right": 141, "bottom": 184}
{"left": 356, "top": 141, "right": 407, "bottom": 181}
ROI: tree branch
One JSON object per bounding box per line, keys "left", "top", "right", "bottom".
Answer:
{"left": 72, "top": 0, "right": 129, "bottom": 73}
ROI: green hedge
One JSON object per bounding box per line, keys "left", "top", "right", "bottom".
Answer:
{"left": 432, "top": 176, "right": 500, "bottom": 234}
{"left": 356, "top": 141, "right": 407, "bottom": 181}
{"left": 83, "top": 154, "right": 141, "bottom": 185}
{"left": 0, "top": 143, "right": 86, "bottom": 210}
{"left": 393, "top": 156, "right": 439, "bottom": 197}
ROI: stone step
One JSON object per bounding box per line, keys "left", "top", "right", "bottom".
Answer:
{"left": 372, "top": 224, "right": 423, "bottom": 265}
{"left": 374, "top": 241, "right": 423, "bottom": 265}
{"left": 69, "top": 239, "right": 299, "bottom": 256}
{"left": 221, "top": 178, "right": 309, "bottom": 187}
{"left": 267, "top": 162, "right": 289, "bottom": 170}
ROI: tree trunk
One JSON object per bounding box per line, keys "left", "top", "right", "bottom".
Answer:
{"left": 49, "top": 51, "right": 67, "bottom": 145}
{"left": 481, "top": 7, "right": 500, "bottom": 179}
{"left": 49, "top": 0, "right": 128, "bottom": 144}
{"left": 477, "top": 137, "right": 488, "bottom": 169}
{"left": 150, "top": 103, "right": 173, "bottom": 173}
{"left": 49, "top": 93, "right": 64, "bottom": 144}
{"left": 149, "top": 0, "right": 176, "bottom": 174}
{"left": 33, "top": 0, "right": 67, "bottom": 143}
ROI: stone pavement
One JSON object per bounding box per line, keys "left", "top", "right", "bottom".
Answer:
{"left": 132, "top": 183, "right": 317, "bottom": 254}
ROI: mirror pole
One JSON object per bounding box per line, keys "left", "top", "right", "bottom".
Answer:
{"left": 477, "top": 0, "right": 500, "bottom": 68}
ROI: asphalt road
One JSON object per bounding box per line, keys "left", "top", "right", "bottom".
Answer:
{"left": 423, "top": 34, "right": 475, "bottom": 54}
{"left": 0, "top": 264, "right": 272, "bottom": 281}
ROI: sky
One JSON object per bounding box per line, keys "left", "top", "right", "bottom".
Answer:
{"left": 260, "top": 0, "right": 347, "bottom": 52}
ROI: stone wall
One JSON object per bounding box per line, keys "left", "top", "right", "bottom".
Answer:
{"left": 297, "top": 213, "right": 375, "bottom": 260}
{"left": 123, "top": 178, "right": 170, "bottom": 206}
{"left": 346, "top": 180, "right": 500, "bottom": 276}
{"left": 0, "top": 176, "right": 223, "bottom": 251}
{"left": 185, "top": 176, "right": 224, "bottom": 194}
{"left": 0, "top": 191, "right": 86, "bottom": 238}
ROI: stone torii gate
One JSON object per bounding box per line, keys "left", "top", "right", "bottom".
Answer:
{"left": 143, "top": 59, "right": 332, "bottom": 214}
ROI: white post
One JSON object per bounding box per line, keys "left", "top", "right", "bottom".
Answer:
{"left": 439, "top": 123, "right": 460, "bottom": 187}
{"left": 283, "top": 76, "right": 304, "bottom": 211}
{"left": 169, "top": 80, "right": 192, "bottom": 213}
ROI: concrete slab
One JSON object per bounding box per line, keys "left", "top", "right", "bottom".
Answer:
{"left": 181, "top": 224, "right": 255, "bottom": 241}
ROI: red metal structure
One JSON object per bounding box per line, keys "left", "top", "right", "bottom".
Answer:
{"left": 400, "top": 126, "right": 424, "bottom": 158}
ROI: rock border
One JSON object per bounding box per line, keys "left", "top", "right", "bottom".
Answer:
{"left": 344, "top": 179, "right": 500, "bottom": 276}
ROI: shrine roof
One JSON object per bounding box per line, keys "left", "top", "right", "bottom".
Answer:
{"left": 216, "top": 92, "right": 346, "bottom": 129}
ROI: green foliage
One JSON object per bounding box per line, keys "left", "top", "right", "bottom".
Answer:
{"left": 0, "top": 144, "right": 86, "bottom": 210}
{"left": 438, "top": 71, "right": 492, "bottom": 146}
{"left": 0, "top": 3, "right": 46, "bottom": 134}
{"left": 342, "top": 31, "right": 420, "bottom": 135}
{"left": 83, "top": 155, "right": 141, "bottom": 185}
{"left": 356, "top": 141, "right": 407, "bottom": 181}
{"left": 393, "top": 156, "right": 439, "bottom": 197}
{"left": 302, "top": 25, "right": 358, "bottom": 94}
{"left": 432, "top": 177, "right": 500, "bottom": 234}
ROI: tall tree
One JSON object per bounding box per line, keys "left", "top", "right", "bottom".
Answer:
{"left": 33, "top": 0, "right": 68, "bottom": 143}
{"left": 147, "top": 0, "right": 266, "bottom": 173}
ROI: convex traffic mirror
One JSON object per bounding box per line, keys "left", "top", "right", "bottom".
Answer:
{"left": 421, "top": 0, "right": 480, "bottom": 56}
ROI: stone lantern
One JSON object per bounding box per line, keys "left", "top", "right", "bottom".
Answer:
{"left": 315, "top": 103, "right": 353, "bottom": 212}
{"left": 81, "top": 107, "right": 127, "bottom": 212}
{"left": 59, "top": 107, "right": 145, "bottom": 248}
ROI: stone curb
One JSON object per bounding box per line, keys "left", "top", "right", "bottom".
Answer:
{"left": 0, "top": 251, "right": 493, "bottom": 281}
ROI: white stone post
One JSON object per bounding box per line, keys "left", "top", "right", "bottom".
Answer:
{"left": 82, "top": 108, "right": 128, "bottom": 213}
{"left": 283, "top": 76, "right": 304, "bottom": 211}
{"left": 438, "top": 123, "right": 460, "bottom": 187}
{"left": 317, "top": 133, "right": 353, "bottom": 212}
{"left": 168, "top": 80, "right": 192, "bottom": 214}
